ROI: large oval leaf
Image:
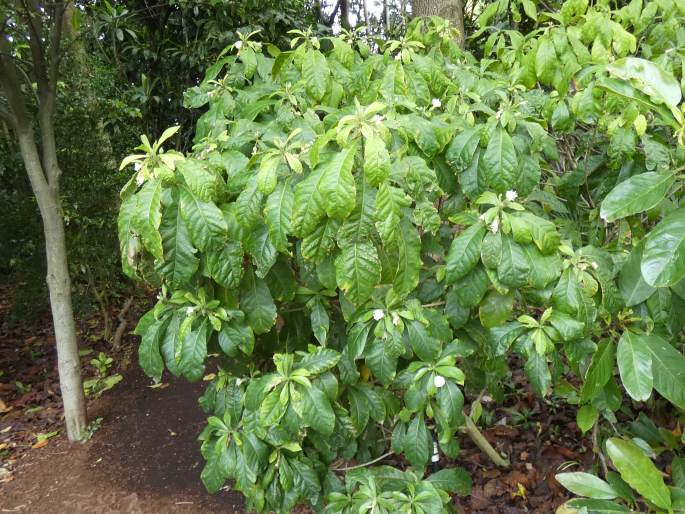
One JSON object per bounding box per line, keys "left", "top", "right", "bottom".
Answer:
{"left": 606, "top": 438, "right": 671, "bottom": 511}
{"left": 600, "top": 172, "right": 674, "bottom": 222}
{"left": 641, "top": 208, "right": 685, "bottom": 287}
{"left": 616, "top": 331, "right": 653, "bottom": 402}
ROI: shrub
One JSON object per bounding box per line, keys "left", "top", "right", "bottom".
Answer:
{"left": 119, "top": 9, "right": 685, "bottom": 513}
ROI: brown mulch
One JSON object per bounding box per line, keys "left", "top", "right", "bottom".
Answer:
{"left": 1, "top": 294, "right": 581, "bottom": 513}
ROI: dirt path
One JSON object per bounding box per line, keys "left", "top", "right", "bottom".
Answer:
{"left": 2, "top": 367, "right": 244, "bottom": 513}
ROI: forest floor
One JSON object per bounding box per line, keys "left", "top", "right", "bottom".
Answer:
{"left": 0, "top": 295, "right": 581, "bottom": 513}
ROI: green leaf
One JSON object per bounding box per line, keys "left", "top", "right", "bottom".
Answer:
{"left": 139, "top": 318, "right": 167, "bottom": 382}
{"left": 479, "top": 290, "right": 514, "bottom": 329}
{"left": 303, "top": 49, "right": 329, "bottom": 101}
{"left": 617, "top": 331, "right": 653, "bottom": 402}
{"left": 555, "top": 472, "right": 618, "bottom": 500}
{"left": 301, "top": 217, "right": 340, "bottom": 262}
{"left": 436, "top": 381, "right": 465, "bottom": 429}
{"left": 427, "top": 468, "right": 472, "bottom": 496}
{"left": 260, "top": 384, "right": 288, "bottom": 425}
{"left": 641, "top": 208, "right": 685, "bottom": 287}
{"left": 366, "top": 340, "right": 399, "bottom": 386}
{"left": 178, "top": 318, "right": 210, "bottom": 382}
{"left": 296, "top": 348, "right": 341, "bottom": 374}
{"left": 600, "top": 172, "right": 674, "bottom": 222}
{"left": 606, "top": 57, "right": 682, "bottom": 110}
{"left": 453, "top": 265, "right": 489, "bottom": 308}
{"left": 563, "top": 499, "right": 628, "bottom": 513}
{"left": 301, "top": 385, "right": 335, "bottom": 435}
{"left": 321, "top": 145, "right": 357, "bottom": 220}
{"left": 364, "top": 133, "right": 391, "bottom": 186}
{"left": 206, "top": 241, "right": 243, "bottom": 289}
{"left": 264, "top": 179, "right": 294, "bottom": 252}
{"left": 292, "top": 167, "right": 327, "bottom": 237}
{"left": 376, "top": 183, "right": 411, "bottom": 245}
{"left": 348, "top": 387, "right": 370, "bottom": 432}
{"left": 618, "top": 241, "right": 655, "bottom": 306}
{"left": 393, "top": 219, "right": 421, "bottom": 297}
{"left": 219, "top": 320, "right": 255, "bottom": 356}
{"left": 525, "top": 351, "right": 551, "bottom": 397}
{"left": 482, "top": 127, "right": 518, "bottom": 193}
{"left": 535, "top": 36, "right": 557, "bottom": 86}
{"left": 403, "top": 416, "right": 432, "bottom": 470}
{"left": 497, "top": 236, "right": 530, "bottom": 288}
{"left": 407, "top": 320, "right": 440, "bottom": 362}
{"left": 177, "top": 159, "right": 217, "bottom": 201}
{"left": 235, "top": 179, "right": 264, "bottom": 229}
{"left": 309, "top": 297, "right": 329, "bottom": 345}
{"left": 179, "top": 187, "right": 227, "bottom": 251}
{"left": 245, "top": 223, "right": 277, "bottom": 278}
{"left": 240, "top": 268, "right": 277, "bottom": 335}
{"left": 581, "top": 340, "right": 615, "bottom": 403}
{"left": 576, "top": 404, "right": 598, "bottom": 434}
{"left": 335, "top": 241, "right": 381, "bottom": 306}
{"left": 445, "top": 223, "right": 486, "bottom": 283}
{"left": 158, "top": 196, "right": 199, "bottom": 287}
{"left": 644, "top": 333, "right": 685, "bottom": 410}
{"left": 606, "top": 438, "right": 671, "bottom": 510}
{"left": 131, "top": 180, "right": 164, "bottom": 260}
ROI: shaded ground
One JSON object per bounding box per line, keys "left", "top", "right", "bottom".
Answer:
{"left": 2, "top": 366, "right": 244, "bottom": 513}
{"left": 1, "top": 294, "right": 578, "bottom": 513}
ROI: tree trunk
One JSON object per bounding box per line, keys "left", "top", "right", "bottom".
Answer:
{"left": 16, "top": 129, "right": 87, "bottom": 442}
{"left": 412, "top": 0, "right": 466, "bottom": 48}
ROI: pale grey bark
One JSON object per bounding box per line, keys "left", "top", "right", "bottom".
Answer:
{"left": 1, "top": 2, "right": 87, "bottom": 441}
{"left": 412, "top": 0, "right": 466, "bottom": 48}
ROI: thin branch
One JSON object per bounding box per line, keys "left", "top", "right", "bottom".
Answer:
{"left": 461, "top": 414, "right": 510, "bottom": 468}
{"left": 332, "top": 451, "right": 394, "bottom": 471}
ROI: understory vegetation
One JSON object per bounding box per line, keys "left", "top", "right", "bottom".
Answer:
{"left": 118, "top": 1, "right": 685, "bottom": 513}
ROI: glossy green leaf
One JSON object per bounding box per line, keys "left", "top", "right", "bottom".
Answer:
{"left": 617, "top": 331, "right": 653, "bottom": 402}
{"left": 641, "top": 208, "right": 685, "bottom": 287}
{"left": 600, "top": 172, "right": 674, "bottom": 222}
{"left": 606, "top": 437, "right": 671, "bottom": 510}
{"left": 555, "top": 472, "right": 618, "bottom": 500}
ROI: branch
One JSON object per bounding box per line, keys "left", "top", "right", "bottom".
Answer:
{"left": 332, "top": 451, "right": 394, "bottom": 471}
{"left": 461, "top": 414, "right": 510, "bottom": 468}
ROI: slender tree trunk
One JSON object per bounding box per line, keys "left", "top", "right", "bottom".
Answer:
{"left": 16, "top": 129, "right": 87, "bottom": 442}
{"left": 412, "top": 0, "right": 466, "bottom": 48}
{"left": 1, "top": 0, "right": 87, "bottom": 442}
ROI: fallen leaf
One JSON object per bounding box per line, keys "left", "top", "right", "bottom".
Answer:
{"left": 31, "top": 439, "right": 49, "bottom": 449}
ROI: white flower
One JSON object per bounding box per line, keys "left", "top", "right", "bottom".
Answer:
{"left": 478, "top": 213, "right": 486, "bottom": 222}
{"left": 592, "top": 261, "right": 599, "bottom": 270}
{"left": 394, "top": 53, "right": 401, "bottom": 61}
{"left": 135, "top": 173, "right": 144, "bottom": 186}
{"left": 489, "top": 217, "right": 499, "bottom": 233}
{"left": 133, "top": 161, "right": 142, "bottom": 171}
{"left": 235, "top": 40, "right": 243, "bottom": 50}
{"left": 373, "top": 309, "right": 385, "bottom": 321}
{"left": 372, "top": 114, "right": 384, "bottom": 124}
{"left": 392, "top": 312, "right": 401, "bottom": 326}
{"left": 431, "top": 98, "right": 442, "bottom": 108}
{"left": 156, "top": 292, "right": 162, "bottom": 300}
{"left": 433, "top": 375, "right": 446, "bottom": 388}
{"left": 186, "top": 306, "right": 196, "bottom": 316}
{"left": 505, "top": 190, "right": 518, "bottom": 202}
